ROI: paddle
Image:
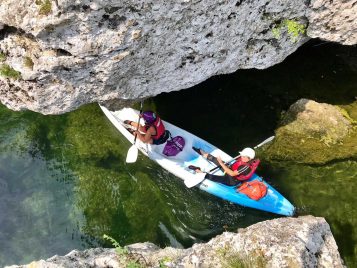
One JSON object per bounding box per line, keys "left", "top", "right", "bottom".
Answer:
{"left": 183, "top": 136, "right": 275, "bottom": 188}
{"left": 209, "top": 135, "right": 275, "bottom": 173}
{"left": 126, "top": 101, "right": 143, "bottom": 163}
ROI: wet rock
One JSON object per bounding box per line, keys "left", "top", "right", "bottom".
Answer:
{"left": 264, "top": 99, "right": 357, "bottom": 164}
{"left": 6, "top": 216, "right": 345, "bottom": 268}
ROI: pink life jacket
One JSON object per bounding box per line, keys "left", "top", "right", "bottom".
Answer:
{"left": 230, "top": 158, "right": 260, "bottom": 181}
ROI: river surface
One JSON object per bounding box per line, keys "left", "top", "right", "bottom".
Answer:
{"left": 0, "top": 41, "right": 356, "bottom": 267}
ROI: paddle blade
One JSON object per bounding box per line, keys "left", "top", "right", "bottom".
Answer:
{"left": 254, "top": 136, "right": 275, "bottom": 149}
{"left": 126, "top": 145, "right": 138, "bottom": 163}
{"left": 184, "top": 173, "right": 206, "bottom": 188}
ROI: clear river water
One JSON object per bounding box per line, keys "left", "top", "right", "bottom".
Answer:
{"left": 0, "top": 41, "right": 356, "bottom": 267}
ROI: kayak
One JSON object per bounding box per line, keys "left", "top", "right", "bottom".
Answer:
{"left": 100, "top": 105, "right": 295, "bottom": 216}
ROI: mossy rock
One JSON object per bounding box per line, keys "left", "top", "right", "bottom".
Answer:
{"left": 264, "top": 99, "right": 357, "bottom": 164}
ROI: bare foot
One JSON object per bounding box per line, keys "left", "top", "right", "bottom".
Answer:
{"left": 188, "top": 165, "right": 202, "bottom": 173}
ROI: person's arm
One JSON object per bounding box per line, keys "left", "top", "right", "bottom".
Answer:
{"left": 135, "top": 126, "right": 155, "bottom": 143}
{"left": 216, "top": 157, "right": 240, "bottom": 177}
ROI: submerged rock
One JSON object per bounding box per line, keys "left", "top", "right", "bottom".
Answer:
{"left": 6, "top": 216, "right": 344, "bottom": 268}
{"left": 264, "top": 99, "right": 357, "bottom": 164}
{"left": 0, "top": 0, "right": 355, "bottom": 114}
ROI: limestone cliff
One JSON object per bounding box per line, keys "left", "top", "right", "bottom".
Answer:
{"left": 6, "top": 216, "right": 345, "bottom": 268}
{"left": 0, "top": 0, "right": 355, "bottom": 114}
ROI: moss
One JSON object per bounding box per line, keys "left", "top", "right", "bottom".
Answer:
{"left": 36, "top": 0, "right": 52, "bottom": 16}
{"left": 337, "top": 106, "right": 357, "bottom": 124}
{"left": 23, "top": 56, "right": 34, "bottom": 69}
{"left": 272, "top": 19, "right": 306, "bottom": 42}
{"left": 272, "top": 27, "right": 281, "bottom": 39}
{"left": 263, "top": 124, "right": 357, "bottom": 164}
{"left": 284, "top": 19, "right": 306, "bottom": 42}
{"left": 0, "top": 64, "right": 21, "bottom": 79}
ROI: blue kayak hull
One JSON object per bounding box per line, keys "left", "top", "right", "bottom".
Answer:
{"left": 199, "top": 174, "right": 295, "bottom": 216}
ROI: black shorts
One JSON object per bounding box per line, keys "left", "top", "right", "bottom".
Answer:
{"left": 153, "top": 130, "right": 170, "bottom": 145}
{"left": 205, "top": 173, "right": 241, "bottom": 186}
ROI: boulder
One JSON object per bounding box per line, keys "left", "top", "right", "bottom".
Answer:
{"left": 264, "top": 99, "right": 357, "bottom": 164}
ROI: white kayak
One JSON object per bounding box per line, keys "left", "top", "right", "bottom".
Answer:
{"left": 100, "top": 105, "right": 295, "bottom": 216}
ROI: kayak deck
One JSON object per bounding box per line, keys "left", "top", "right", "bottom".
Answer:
{"left": 100, "top": 106, "right": 295, "bottom": 216}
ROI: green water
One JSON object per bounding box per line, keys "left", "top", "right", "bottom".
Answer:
{"left": 0, "top": 41, "right": 356, "bottom": 267}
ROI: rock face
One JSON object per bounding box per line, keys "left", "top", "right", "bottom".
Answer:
{"left": 264, "top": 99, "right": 357, "bottom": 164}
{"left": 0, "top": 0, "right": 355, "bottom": 114}
{"left": 6, "top": 216, "right": 345, "bottom": 268}
{"left": 307, "top": 0, "right": 357, "bottom": 45}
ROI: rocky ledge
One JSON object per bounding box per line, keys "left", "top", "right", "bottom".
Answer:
{"left": 0, "top": 0, "right": 356, "bottom": 114}
{"left": 6, "top": 216, "right": 345, "bottom": 268}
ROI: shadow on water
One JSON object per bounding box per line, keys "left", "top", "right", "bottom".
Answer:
{"left": 0, "top": 40, "right": 356, "bottom": 267}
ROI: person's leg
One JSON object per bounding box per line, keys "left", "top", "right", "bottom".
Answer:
{"left": 206, "top": 154, "right": 220, "bottom": 166}
{"left": 193, "top": 148, "right": 220, "bottom": 166}
{"left": 205, "top": 174, "right": 240, "bottom": 186}
{"left": 126, "top": 121, "right": 147, "bottom": 133}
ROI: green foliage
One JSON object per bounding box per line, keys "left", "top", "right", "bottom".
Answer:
{"left": 159, "top": 256, "right": 172, "bottom": 267}
{"left": 0, "top": 52, "right": 6, "bottom": 62}
{"left": 36, "top": 0, "right": 52, "bottom": 15}
{"left": 0, "top": 64, "right": 21, "bottom": 79}
{"left": 103, "top": 234, "right": 128, "bottom": 256}
{"left": 103, "top": 234, "right": 145, "bottom": 268}
{"left": 23, "top": 56, "right": 34, "bottom": 69}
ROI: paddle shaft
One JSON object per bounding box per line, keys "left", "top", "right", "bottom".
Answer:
{"left": 208, "top": 136, "right": 275, "bottom": 173}
{"left": 133, "top": 101, "right": 143, "bottom": 144}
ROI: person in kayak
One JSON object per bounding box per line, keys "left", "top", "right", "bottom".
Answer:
{"left": 124, "top": 111, "right": 170, "bottom": 145}
{"left": 189, "top": 147, "right": 260, "bottom": 186}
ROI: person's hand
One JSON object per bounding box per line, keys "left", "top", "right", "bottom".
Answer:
{"left": 217, "top": 156, "right": 224, "bottom": 165}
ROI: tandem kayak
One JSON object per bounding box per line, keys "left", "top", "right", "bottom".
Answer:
{"left": 100, "top": 105, "right": 295, "bottom": 216}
